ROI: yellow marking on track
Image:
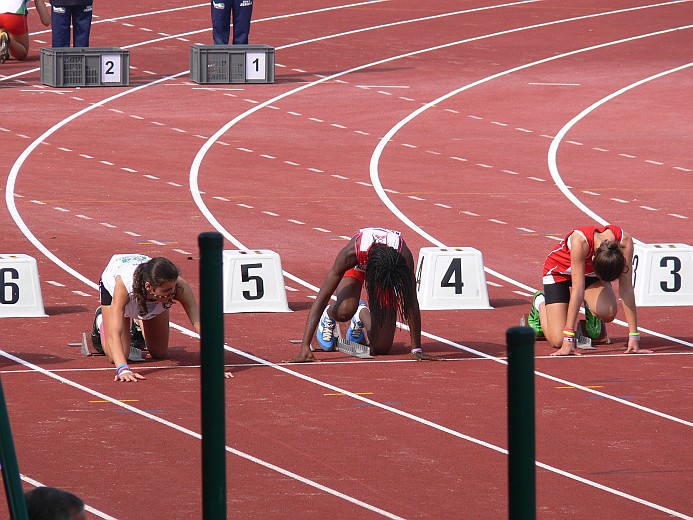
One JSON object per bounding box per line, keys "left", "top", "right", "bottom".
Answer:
{"left": 555, "top": 386, "right": 603, "bottom": 389}
{"left": 324, "top": 392, "right": 374, "bottom": 396}
{"left": 89, "top": 399, "right": 140, "bottom": 403}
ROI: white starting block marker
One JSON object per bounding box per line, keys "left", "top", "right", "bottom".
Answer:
{"left": 222, "top": 250, "right": 291, "bottom": 313}
{"left": 0, "top": 254, "right": 47, "bottom": 318}
{"left": 632, "top": 243, "right": 693, "bottom": 307}
{"left": 415, "top": 247, "right": 492, "bottom": 310}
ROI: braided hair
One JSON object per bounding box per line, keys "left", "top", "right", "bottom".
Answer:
{"left": 364, "top": 243, "right": 416, "bottom": 328}
{"left": 131, "top": 257, "right": 180, "bottom": 316}
{"left": 593, "top": 240, "right": 627, "bottom": 282}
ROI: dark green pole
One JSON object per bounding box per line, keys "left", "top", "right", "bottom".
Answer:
{"left": 198, "top": 232, "right": 227, "bottom": 520}
{"left": 506, "top": 326, "right": 536, "bottom": 520}
{"left": 0, "top": 375, "right": 29, "bottom": 520}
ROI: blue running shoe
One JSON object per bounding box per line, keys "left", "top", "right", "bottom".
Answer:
{"left": 316, "top": 306, "right": 336, "bottom": 351}
{"left": 347, "top": 300, "right": 368, "bottom": 344}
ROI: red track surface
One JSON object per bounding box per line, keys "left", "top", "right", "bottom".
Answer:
{"left": 1, "top": 1, "right": 692, "bottom": 518}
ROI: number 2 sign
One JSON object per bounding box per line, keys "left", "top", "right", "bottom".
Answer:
{"left": 101, "top": 54, "right": 122, "bottom": 83}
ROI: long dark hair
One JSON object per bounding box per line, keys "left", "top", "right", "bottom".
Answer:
{"left": 364, "top": 244, "right": 416, "bottom": 327}
{"left": 593, "top": 240, "right": 627, "bottom": 282}
{"left": 132, "top": 257, "right": 180, "bottom": 315}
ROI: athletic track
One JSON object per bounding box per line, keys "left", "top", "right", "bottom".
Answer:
{"left": 1, "top": 1, "right": 691, "bottom": 518}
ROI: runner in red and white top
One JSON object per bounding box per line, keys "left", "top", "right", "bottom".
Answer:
{"left": 527, "top": 225, "right": 652, "bottom": 356}
{"left": 290, "top": 227, "right": 436, "bottom": 363}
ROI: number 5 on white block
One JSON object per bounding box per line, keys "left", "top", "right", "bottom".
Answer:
{"left": 222, "top": 250, "right": 291, "bottom": 313}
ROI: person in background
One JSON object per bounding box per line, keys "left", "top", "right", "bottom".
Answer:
{"left": 211, "top": 0, "right": 252, "bottom": 45}
{"left": 25, "top": 486, "right": 87, "bottom": 520}
{"left": 0, "top": 0, "right": 50, "bottom": 63}
{"left": 50, "top": 0, "right": 92, "bottom": 48}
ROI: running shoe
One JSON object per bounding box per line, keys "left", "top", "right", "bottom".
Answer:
{"left": 527, "top": 291, "right": 544, "bottom": 338}
{"left": 347, "top": 300, "right": 368, "bottom": 344}
{"left": 583, "top": 302, "right": 605, "bottom": 340}
{"left": 90, "top": 306, "right": 104, "bottom": 354}
{"left": 316, "top": 306, "right": 336, "bottom": 351}
{"left": 0, "top": 30, "right": 9, "bottom": 64}
{"left": 130, "top": 320, "right": 145, "bottom": 350}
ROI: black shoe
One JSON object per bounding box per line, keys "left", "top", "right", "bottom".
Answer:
{"left": 130, "top": 320, "right": 145, "bottom": 350}
{"left": 90, "top": 307, "right": 104, "bottom": 354}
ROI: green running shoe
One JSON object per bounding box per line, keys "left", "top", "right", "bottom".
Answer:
{"left": 527, "top": 291, "right": 544, "bottom": 338}
{"left": 583, "top": 302, "right": 604, "bottom": 340}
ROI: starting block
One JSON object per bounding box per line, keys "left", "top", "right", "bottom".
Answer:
{"left": 415, "top": 247, "right": 491, "bottom": 310}
{"left": 632, "top": 243, "right": 693, "bottom": 307}
{"left": 0, "top": 254, "right": 47, "bottom": 318}
{"left": 310, "top": 325, "right": 372, "bottom": 358}
{"left": 222, "top": 250, "right": 291, "bottom": 313}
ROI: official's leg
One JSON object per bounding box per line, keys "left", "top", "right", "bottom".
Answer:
{"left": 72, "top": 5, "right": 92, "bottom": 47}
{"left": 211, "top": 0, "right": 231, "bottom": 45}
{"left": 141, "top": 310, "right": 171, "bottom": 359}
{"left": 51, "top": 5, "right": 71, "bottom": 47}
{"left": 231, "top": 0, "right": 252, "bottom": 44}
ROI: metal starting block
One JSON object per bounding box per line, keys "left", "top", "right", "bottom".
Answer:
{"left": 575, "top": 331, "right": 596, "bottom": 350}
{"left": 335, "top": 337, "right": 373, "bottom": 358}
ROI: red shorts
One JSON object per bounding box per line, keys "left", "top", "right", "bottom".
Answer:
{"left": 0, "top": 13, "right": 28, "bottom": 37}
{"left": 344, "top": 268, "right": 365, "bottom": 284}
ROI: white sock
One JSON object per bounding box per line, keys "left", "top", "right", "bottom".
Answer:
{"left": 534, "top": 294, "right": 545, "bottom": 311}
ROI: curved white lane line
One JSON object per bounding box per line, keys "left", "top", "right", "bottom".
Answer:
{"left": 368, "top": 26, "right": 693, "bottom": 347}
{"left": 4, "top": 5, "right": 691, "bottom": 515}
{"left": 547, "top": 62, "right": 693, "bottom": 231}
{"left": 5, "top": 73, "right": 188, "bottom": 291}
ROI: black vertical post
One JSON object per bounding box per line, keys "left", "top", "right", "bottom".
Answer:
{"left": 507, "top": 326, "right": 536, "bottom": 520}
{"left": 0, "top": 375, "right": 29, "bottom": 520}
{"left": 198, "top": 232, "right": 227, "bottom": 520}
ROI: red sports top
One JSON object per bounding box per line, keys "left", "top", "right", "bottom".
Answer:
{"left": 542, "top": 225, "right": 623, "bottom": 283}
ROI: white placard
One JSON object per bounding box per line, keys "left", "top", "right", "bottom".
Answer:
{"left": 415, "top": 247, "right": 492, "bottom": 310}
{"left": 632, "top": 243, "right": 693, "bottom": 306}
{"left": 0, "top": 254, "right": 47, "bottom": 317}
{"left": 245, "top": 52, "right": 266, "bottom": 81}
{"left": 101, "top": 54, "right": 122, "bottom": 83}
{"left": 222, "top": 250, "right": 291, "bottom": 313}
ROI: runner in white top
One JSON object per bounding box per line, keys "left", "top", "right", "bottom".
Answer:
{"left": 95, "top": 255, "right": 231, "bottom": 382}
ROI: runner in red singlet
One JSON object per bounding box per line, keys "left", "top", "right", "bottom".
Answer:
{"left": 527, "top": 225, "right": 652, "bottom": 356}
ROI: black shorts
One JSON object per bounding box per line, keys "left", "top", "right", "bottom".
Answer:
{"left": 99, "top": 280, "right": 113, "bottom": 306}
{"left": 544, "top": 276, "right": 600, "bottom": 305}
